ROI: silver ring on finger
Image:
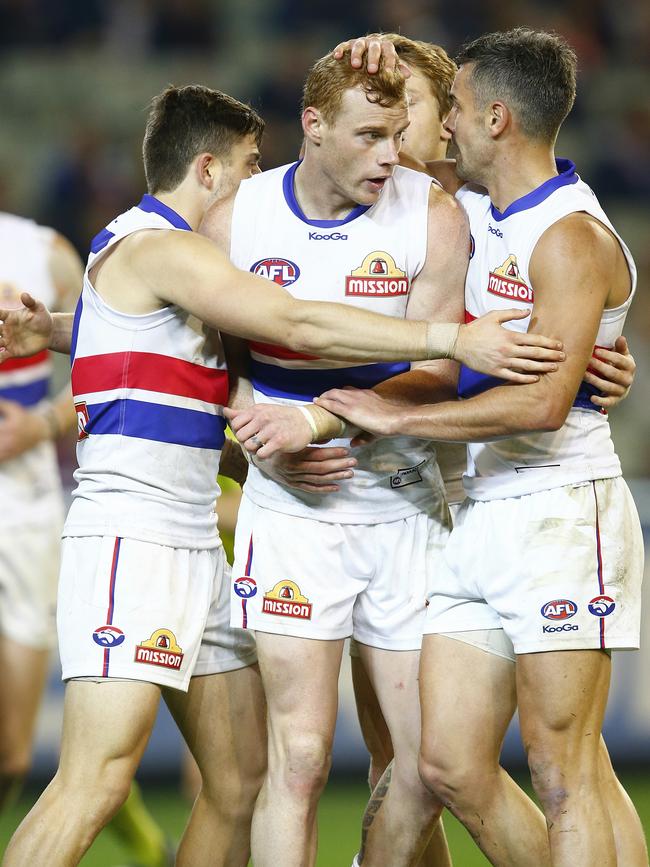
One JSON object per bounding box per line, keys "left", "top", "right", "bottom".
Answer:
{"left": 251, "top": 434, "right": 264, "bottom": 447}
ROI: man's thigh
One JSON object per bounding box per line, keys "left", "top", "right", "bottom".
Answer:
{"left": 255, "top": 632, "right": 344, "bottom": 739}
{"left": 357, "top": 644, "right": 421, "bottom": 756}
{"left": 419, "top": 634, "right": 517, "bottom": 767}
{"left": 165, "top": 664, "right": 266, "bottom": 783}
{"left": 516, "top": 648, "right": 611, "bottom": 749}
{"left": 58, "top": 680, "right": 161, "bottom": 779}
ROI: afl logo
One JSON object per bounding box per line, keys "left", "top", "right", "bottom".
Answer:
{"left": 588, "top": 595, "right": 615, "bottom": 617}
{"left": 234, "top": 576, "right": 257, "bottom": 599}
{"left": 92, "top": 625, "right": 125, "bottom": 648}
{"left": 251, "top": 258, "right": 300, "bottom": 287}
{"left": 469, "top": 234, "right": 475, "bottom": 259}
{"left": 540, "top": 599, "right": 577, "bottom": 620}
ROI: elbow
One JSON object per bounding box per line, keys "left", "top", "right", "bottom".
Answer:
{"left": 524, "top": 401, "right": 569, "bottom": 434}
{"left": 282, "top": 308, "right": 328, "bottom": 356}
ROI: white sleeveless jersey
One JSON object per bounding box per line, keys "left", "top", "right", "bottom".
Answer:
{"left": 63, "top": 195, "right": 228, "bottom": 548}
{"left": 0, "top": 212, "right": 63, "bottom": 525}
{"left": 456, "top": 159, "right": 636, "bottom": 501}
{"left": 230, "top": 162, "right": 447, "bottom": 522}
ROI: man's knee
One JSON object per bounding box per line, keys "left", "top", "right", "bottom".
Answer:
{"left": 201, "top": 752, "right": 266, "bottom": 814}
{"left": 56, "top": 757, "right": 134, "bottom": 825}
{"left": 418, "top": 746, "right": 493, "bottom": 812}
{"left": 270, "top": 731, "right": 332, "bottom": 800}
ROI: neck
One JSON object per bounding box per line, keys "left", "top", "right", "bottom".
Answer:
{"left": 484, "top": 143, "right": 558, "bottom": 213}
{"left": 152, "top": 189, "right": 204, "bottom": 231}
{"left": 294, "top": 156, "right": 359, "bottom": 221}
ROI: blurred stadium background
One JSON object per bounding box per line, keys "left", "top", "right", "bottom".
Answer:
{"left": 0, "top": 0, "right": 648, "bottom": 863}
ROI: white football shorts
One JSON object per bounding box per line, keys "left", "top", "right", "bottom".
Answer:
{"left": 231, "top": 493, "right": 451, "bottom": 650}
{"left": 0, "top": 511, "right": 64, "bottom": 650}
{"left": 424, "top": 478, "right": 643, "bottom": 654}
{"left": 58, "top": 535, "right": 256, "bottom": 691}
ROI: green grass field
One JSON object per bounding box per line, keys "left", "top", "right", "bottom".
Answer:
{"left": 2, "top": 775, "right": 649, "bottom": 865}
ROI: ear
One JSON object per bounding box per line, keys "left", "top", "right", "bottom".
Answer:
{"left": 196, "top": 152, "right": 223, "bottom": 190}
{"left": 440, "top": 114, "right": 452, "bottom": 142}
{"left": 302, "top": 106, "right": 324, "bottom": 145}
{"left": 488, "top": 101, "right": 509, "bottom": 138}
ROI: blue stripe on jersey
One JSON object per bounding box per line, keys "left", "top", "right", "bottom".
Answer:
{"left": 457, "top": 365, "right": 504, "bottom": 399}
{"left": 70, "top": 294, "right": 83, "bottom": 365}
{"left": 458, "top": 363, "right": 602, "bottom": 412}
{"left": 573, "top": 381, "right": 604, "bottom": 412}
{"left": 282, "top": 162, "right": 371, "bottom": 228}
{"left": 138, "top": 195, "right": 192, "bottom": 231}
{"left": 0, "top": 379, "right": 49, "bottom": 406}
{"left": 251, "top": 359, "right": 410, "bottom": 401}
{"left": 85, "top": 399, "right": 226, "bottom": 449}
{"left": 490, "top": 159, "right": 578, "bottom": 222}
{"left": 90, "top": 228, "right": 115, "bottom": 254}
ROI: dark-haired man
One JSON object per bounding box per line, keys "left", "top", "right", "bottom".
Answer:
{"left": 314, "top": 29, "right": 644, "bottom": 867}
{"left": 0, "top": 81, "right": 561, "bottom": 867}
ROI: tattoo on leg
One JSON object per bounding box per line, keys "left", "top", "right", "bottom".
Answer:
{"left": 359, "top": 761, "right": 394, "bottom": 863}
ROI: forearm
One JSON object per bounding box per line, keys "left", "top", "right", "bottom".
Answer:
{"left": 50, "top": 313, "right": 74, "bottom": 354}
{"left": 218, "top": 437, "right": 248, "bottom": 486}
{"left": 371, "top": 366, "right": 457, "bottom": 406}
{"left": 285, "top": 301, "right": 457, "bottom": 363}
{"left": 391, "top": 383, "right": 560, "bottom": 442}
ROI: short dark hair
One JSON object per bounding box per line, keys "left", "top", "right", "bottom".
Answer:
{"left": 143, "top": 85, "right": 264, "bottom": 194}
{"left": 457, "top": 28, "right": 577, "bottom": 143}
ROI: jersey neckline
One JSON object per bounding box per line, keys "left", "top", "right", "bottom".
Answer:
{"left": 282, "top": 161, "right": 371, "bottom": 228}
{"left": 490, "top": 158, "right": 578, "bottom": 222}
{"left": 138, "top": 194, "right": 192, "bottom": 231}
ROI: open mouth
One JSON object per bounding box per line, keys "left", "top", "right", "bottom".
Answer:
{"left": 367, "top": 177, "right": 388, "bottom": 191}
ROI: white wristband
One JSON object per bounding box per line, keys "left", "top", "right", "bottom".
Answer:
{"left": 298, "top": 405, "right": 319, "bottom": 441}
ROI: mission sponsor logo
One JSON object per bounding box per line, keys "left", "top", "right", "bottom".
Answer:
{"left": 75, "top": 401, "right": 90, "bottom": 440}
{"left": 134, "top": 628, "right": 184, "bottom": 670}
{"left": 540, "top": 599, "right": 578, "bottom": 620}
{"left": 262, "top": 580, "right": 312, "bottom": 620}
{"left": 345, "top": 251, "right": 409, "bottom": 297}
{"left": 251, "top": 257, "right": 300, "bottom": 287}
{"left": 487, "top": 255, "right": 534, "bottom": 304}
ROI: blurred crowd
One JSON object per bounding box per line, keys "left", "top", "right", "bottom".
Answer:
{"left": 0, "top": 0, "right": 648, "bottom": 473}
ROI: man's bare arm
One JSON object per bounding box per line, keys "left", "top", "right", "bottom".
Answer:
{"left": 316, "top": 214, "right": 623, "bottom": 440}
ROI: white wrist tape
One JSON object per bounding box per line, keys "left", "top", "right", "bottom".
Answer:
{"left": 426, "top": 322, "right": 460, "bottom": 360}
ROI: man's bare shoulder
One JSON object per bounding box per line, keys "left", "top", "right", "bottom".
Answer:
{"left": 426, "top": 182, "right": 468, "bottom": 235}
{"left": 199, "top": 192, "right": 238, "bottom": 250}
{"left": 118, "top": 228, "right": 218, "bottom": 283}
{"left": 533, "top": 212, "right": 619, "bottom": 267}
